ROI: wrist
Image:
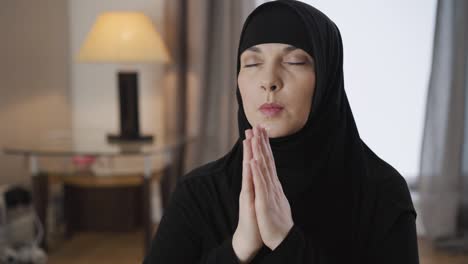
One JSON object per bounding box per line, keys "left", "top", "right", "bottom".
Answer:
{"left": 268, "top": 224, "right": 294, "bottom": 250}
{"left": 232, "top": 232, "right": 257, "bottom": 263}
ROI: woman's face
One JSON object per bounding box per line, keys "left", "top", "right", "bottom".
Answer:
{"left": 238, "top": 43, "right": 316, "bottom": 138}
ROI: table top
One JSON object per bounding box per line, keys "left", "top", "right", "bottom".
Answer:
{"left": 2, "top": 135, "right": 197, "bottom": 157}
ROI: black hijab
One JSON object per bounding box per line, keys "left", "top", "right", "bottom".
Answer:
{"left": 221, "top": 0, "right": 415, "bottom": 262}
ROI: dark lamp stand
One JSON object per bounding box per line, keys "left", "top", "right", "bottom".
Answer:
{"left": 107, "top": 72, "right": 154, "bottom": 143}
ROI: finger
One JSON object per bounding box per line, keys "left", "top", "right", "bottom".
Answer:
{"left": 243, "top": 136, "right": 252, "bottom": 162}
{"left": 242, "top": 139, "right": 253, "bottom": 196}
{"left": 258, "top": 126, "right": 275, "bottom": 177}
{"left": 242, "top": 161, "right": 254, "bottom": 203}
{"left": 250, "top": 159, "right": 267, "bottom": 203}
{"left": 251, "top": 127, "right": 261, "bottom": 161}
{"left": 260, "top": 126, "right": 283, "bottom": 193}
{"left": 261, "top": 126, "right": 275, "bottom": 170}
{"left": 246, "top": 129, "right": 253, "bottom": 140}
{"left": 252, "top": 127, "right": 272, "bottom": 188}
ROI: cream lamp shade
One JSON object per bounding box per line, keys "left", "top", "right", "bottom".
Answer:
{"left": 77, "top": 12, "right": 170, "bottom": 63}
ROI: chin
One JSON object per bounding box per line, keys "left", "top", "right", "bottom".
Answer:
{"left": 269, "top": 130, "right": 292, "bottom": 138}
{"left": 258, "top": 118, "right": 307, "bottom": 138}
{"left": 258, "top": 122, "right": 290, "bottom": 138}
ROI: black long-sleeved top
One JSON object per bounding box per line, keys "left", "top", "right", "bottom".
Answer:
{"left": 143, "top": 148, "right": 419, "bottom": 263}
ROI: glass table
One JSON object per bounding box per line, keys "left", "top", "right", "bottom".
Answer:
{"left": 2, "top": 135, "right": 195, "bottom": 254}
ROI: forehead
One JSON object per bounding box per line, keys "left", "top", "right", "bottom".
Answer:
{"left": 240, "top": 43, "right": 307, "bottom": 57}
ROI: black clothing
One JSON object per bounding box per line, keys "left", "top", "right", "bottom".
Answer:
{"left": 142, "top": 144, "right": 418, "bottom": 263}
{"left": 238, "top": 2, "right": 314, "bottom": 60}
{"left": 144, "top": 0, "right": 418, "bottom": 263}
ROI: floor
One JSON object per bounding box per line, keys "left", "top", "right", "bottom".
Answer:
{"left": 47, "top": 231, "right": 145, "bottom": 264}
{"left": 47, "top": 232, "right": 468, "bottom": 264}
{"left": 418, "top": 237, "right": 468, "bottom": 264}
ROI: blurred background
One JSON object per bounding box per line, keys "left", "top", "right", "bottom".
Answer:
{"left": 0, "top": 0, "right": 467, "bottom": 263}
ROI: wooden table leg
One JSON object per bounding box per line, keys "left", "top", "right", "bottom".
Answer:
{"left": 63, "top": 183, "right": 75, "bottom": 240}
{"left": 142, "top": 176, "right": 151, "bottom": 255}
{"left": 32, "top": 172, "right": 49, "bottom": 251}
{"left": 142, "top": 155, "right": 154, "bottom": 256}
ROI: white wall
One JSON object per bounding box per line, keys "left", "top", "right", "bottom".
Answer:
{"left": 258, "top": 0, "right": 437, "bottom": 182}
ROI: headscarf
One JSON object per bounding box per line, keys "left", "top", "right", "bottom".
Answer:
{"left": 221, "top": 0, "right": 415, "bottom": 262}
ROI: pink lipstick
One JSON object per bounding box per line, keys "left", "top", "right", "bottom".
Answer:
{"left": 259, "top": 102, "right": 284, "bottom": 117}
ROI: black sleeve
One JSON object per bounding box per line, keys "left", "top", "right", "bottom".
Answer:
{"left": 259, "top": 212, "right": 419, "bottom": 263}
{"left": 142, "top": 181, "right": 241, "bottom": 264}
{"left": 258, "top": 223, "right": 332, "bottom": 263}
{"left": 368, "top": 212, "right": 419, "bottom": 264}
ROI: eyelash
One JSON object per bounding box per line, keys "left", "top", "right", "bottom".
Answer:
{"left": 244, "top": 62, "right": 306, "bottom": 68}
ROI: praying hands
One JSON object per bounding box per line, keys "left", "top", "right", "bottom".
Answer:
{"left": 232, "top": 124, "right": 294, "bottom": 263}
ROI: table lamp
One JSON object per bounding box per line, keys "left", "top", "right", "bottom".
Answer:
{"left": 76, "top": 12, "right": 170, "bottom": 143}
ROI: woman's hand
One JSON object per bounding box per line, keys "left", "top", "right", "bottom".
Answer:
{"left": 233, "top": 129, "right": 263, "bottom": 263}
{"left": 250, "top": 125, "right": 294, "bottom": 250}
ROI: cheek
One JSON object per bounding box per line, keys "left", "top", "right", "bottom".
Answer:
{"left": 289, "top": 74, "right": 316, "bottom": 120}
{"left": 238, "top": 74, "right": 259, "bottom": 116}
{"left": 238, "top": 74, "right": 250, "bottom": 106}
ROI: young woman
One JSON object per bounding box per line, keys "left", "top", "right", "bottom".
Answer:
{"left": 143, "top": 0, "right": 419, "bottom": 263}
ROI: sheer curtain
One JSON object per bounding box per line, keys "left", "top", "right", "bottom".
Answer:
{"left": 419, "top": 0, "right": 468, "bottom": 251}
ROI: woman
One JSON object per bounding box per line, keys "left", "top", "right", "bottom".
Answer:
{"left": 143, "top": 0, "right": 419, "bottom": 263}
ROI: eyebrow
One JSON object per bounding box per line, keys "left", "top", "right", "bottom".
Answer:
{"left": 246, "top": 45, "right": 298, "bottom": 53}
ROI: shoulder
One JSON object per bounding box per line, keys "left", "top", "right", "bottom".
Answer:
{"left": 364, "top": 145, "right": 416, "bottom": 216}
{"left": 180, "top": 139, "right": 242, "bottom": 184}
{"left": 170, "top": 153, "right": 231, "bottom": 203}
{"left": 162, "top": 154, "right": 233, "bottom": 225}
{"left": 178, "top": 154, "right": 228, "bottom": 187}
{"left": 362, "top": 145, "right": 418, "bottom": 251}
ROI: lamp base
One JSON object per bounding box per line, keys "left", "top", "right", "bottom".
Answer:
{"left": 107, "top": 134, "right": 154, "bottom": 143}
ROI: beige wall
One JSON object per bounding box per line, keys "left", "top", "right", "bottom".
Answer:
{"left": 0, "top": 0, "right": 72, "bottom": 185}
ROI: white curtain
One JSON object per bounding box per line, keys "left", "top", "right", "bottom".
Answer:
{"left": 419, "top": 0, "right": 468, "bottom": 251}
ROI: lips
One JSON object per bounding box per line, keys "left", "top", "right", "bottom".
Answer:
{"left": 260, "top": 103, "right": 284, "bottom": 117}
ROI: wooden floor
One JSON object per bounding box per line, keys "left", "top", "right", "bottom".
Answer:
{"left": 47, "top": 232, "right": 468, "bottom": 264}
{"left": 47, "top": 231, "right": 145, "bottom": 264}
{"left": 418, "top": 236, "right": 468, "bottom": 264}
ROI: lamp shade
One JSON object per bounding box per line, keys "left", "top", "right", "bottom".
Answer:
{"left": 77, "top": 12, "right": 170, "bottom": 63}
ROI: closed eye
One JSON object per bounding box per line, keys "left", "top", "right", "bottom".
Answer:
{"left": 244, "top": 63, "right": 261, "bottom": 68}
{"left": 243, "top": 62, "right": 307, "bottom": 67}
{"left": 286, "top": 62, "right": 306, "bottom": 65}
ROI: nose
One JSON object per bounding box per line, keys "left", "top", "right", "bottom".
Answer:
{"left": 261, "top": 83, "right": 278, "bottom": 92}
{"left": 260, "top": 72, "right": 281, "bottom": 92}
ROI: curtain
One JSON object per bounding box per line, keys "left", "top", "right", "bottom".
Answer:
{"left": 184, "top": 0, "right": 256, "bottom": 171}
{"left": 419, "top": 0, "right": 468, "bottom": 251}
{"left": 160, "top": 0, "right": 255, "bottom": 207}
